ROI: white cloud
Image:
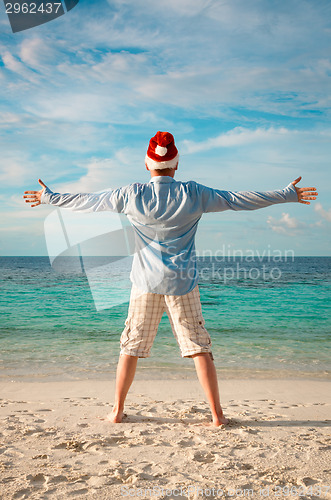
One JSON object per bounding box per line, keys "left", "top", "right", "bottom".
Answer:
{"left": 0, "top": 151, "right": 66, "bottom": 188}
{"left": 54, "top": 148, "right": 144, "bottom": 193}
{"left": 109, "top": 0, "right": 208, "bottom": 17}
{"left": 20, "top": 37, "right": 56, "bottom": 70}
{"left": 25, "top": 92, "right": 115, "bottom": 123}
{"left": 0, "top": 156, "right": 31, "bottom": 186}
{"left": 182, "top": 127, "right": 289, "bottom": 154}
{"left": 267, "top": 212, "right": 306, "bottom": 235}
{"left": 314, "top": 202, "right": 331, "bottom": 222}
{"left": 1, "top": 51, "right": 38, "bottom": 83}
{"left": 91, "top": 51, "right": 148, "bottom": 83}
{"left": 0, "top": 112, "right": 21, "bottom": 125}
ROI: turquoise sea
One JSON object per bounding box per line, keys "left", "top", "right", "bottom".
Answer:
{"left": 0, "top": 256, "right": 330, "bottom": 382}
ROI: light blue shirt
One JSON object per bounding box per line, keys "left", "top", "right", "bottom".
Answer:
{"left": 41, "top": 177, "right": 298, "bottom": 295}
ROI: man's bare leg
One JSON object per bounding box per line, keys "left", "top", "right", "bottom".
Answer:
{"left": 106, "top": 354, "right": 138, "bottom": 423}
{"left": 192, "top": 353, "right": 228, "bottom": 426}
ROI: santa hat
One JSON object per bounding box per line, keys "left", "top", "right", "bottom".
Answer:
{"left": 145, "top": 131, "right": 179, "bottom": 170}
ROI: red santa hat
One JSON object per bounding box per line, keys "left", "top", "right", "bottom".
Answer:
{"left": 145, "top": 131, "right": 179, "bottom": 170}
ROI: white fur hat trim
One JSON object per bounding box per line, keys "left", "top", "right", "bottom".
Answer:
{"left": 145, "top": 153, "right": 179, "bottom": 171}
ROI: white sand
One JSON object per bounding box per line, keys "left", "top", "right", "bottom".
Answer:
{"left": 0, "top": 378, "right": 330, "bottom": 499}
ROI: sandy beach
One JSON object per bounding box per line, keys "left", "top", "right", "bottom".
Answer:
{"left": 0, "top": 378, "right": 330, "bottom": 499}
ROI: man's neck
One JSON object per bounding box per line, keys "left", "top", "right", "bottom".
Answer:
{"left": 149, "top": 168, "right": 176, "bottom": 178}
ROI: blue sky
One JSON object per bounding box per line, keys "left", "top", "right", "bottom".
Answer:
{"left": 0, "top": 0, "right": 330, "bottom": 256}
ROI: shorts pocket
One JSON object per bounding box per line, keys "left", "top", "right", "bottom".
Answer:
{"left": 194, "top": 316, "right": 212, "bottom": 347}
{"left": 177, "top": 315, "right": 208, "bottom": 343}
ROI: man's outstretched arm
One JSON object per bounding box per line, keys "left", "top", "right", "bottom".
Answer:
{"left": 199, "top": 176, "right": 318, "bottom": 213}
{"left": 23, "top": 179, "right": 127, "bottom": 213}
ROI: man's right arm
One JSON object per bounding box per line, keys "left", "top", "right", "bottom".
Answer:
{"left": 24, "top": 179, "right": 139, "bottom": 213}
{"left": 39, "top": 185, "right": 128, "bottom": 213}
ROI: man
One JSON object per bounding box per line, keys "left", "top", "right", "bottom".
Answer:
{"left": 23, "top": 131, "right": 318, "bottom": 426}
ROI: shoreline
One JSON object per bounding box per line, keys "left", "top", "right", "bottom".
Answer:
{"left": 1, "top": 366, "right": 330, "bottom": 384}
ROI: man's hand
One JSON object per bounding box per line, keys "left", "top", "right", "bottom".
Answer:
{"left": 23, "top": 179, "right": 47, "bottom": 208}
{"left": 291, "top": 176, "right": 318, "bottom": 205}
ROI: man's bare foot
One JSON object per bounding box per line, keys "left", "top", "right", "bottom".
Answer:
{"left": 212, "top": 412, "right": 229, "bottom": 426}
{"left": 106, "top": 408, "right": 125, "bottom": 423}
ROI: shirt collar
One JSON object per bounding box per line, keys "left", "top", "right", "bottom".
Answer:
{"left": 149, "top": 176, "right": 176, "bottom": 184}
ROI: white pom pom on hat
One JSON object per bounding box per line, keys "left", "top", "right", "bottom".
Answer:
{"left": 145, "top": 131, "right": 179, "bottom": 170}
{"left": 155, "top": 145, "right": 168, "bottom": 157}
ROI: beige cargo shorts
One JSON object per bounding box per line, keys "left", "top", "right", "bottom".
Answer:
{"left": 120, "top": 284, "right": 213, "bottom": 359}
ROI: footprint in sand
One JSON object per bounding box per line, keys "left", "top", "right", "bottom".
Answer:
{"left": 176, "top": 438, "right": 196, "bottom": 447}
{"left": 192, "top": 450, "right": 216, "bottom": 463}
{"left": 26, "top": 473, "right": 48, "bottom": 486}
{"left": 2, "top": 448, "right": 25, "bottom": 458}
{"left": 82, "top": 441, "right": 105, "bottom": 453}
{"left": 318, "top": 444, "right": 331, "bottom": 451}
{"left": 53, "top": 440, "right": 85, "bottom": 452}
{"left": 47, "top": 474, "right": 69, "bottom": 484}
{"left": 13, "top": 488, "right": 33, "bottom": 499}
{"left": 44, "top": 428, "right": 58, "bottom": 435}
{"left": 23, "top": 426, "right": 44, "bottom": 435}
{"left": 67, "top": 488, "right": 89, "bottom": 496}
{"left": 1, "top": 475, "right": 16, "bottom": 484}
{"left": 239, "top": 427, "right": 259, "bottom": 435}
{"left": 297, "top": 477, "right": 320, "bottom": 486}
{"left": 32, "top": 454, "right": 49, "bottom": 460}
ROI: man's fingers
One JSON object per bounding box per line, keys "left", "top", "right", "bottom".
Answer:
{"left": 23, "top": 191, "right": 39, "bottom": 195}
{"left": 291, "top": 176, "right": 302, "bottom": 185}
{"left": 30, "top": 202, "right": 40, "bottom": 207}
{"left": 299, "top": 192, "right": 318, "bottom": 197}
{"left": 296, "top": 181, "right": 318, "bottom": 204}
{"left": 38, "top": 179, "right": 46, "bottom": 188}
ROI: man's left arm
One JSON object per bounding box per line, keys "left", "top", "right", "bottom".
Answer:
{"left": 200, "top": 176, "right": 318, "bottom": 213}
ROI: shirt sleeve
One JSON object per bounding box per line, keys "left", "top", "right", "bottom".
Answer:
{"left": 197, "top": 182, "right": 298, "bottom": 213}
{"left": 40, "top": 185, "right": 128, "bottom": 213}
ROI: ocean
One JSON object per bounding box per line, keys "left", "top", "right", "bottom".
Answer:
{"left": 0, "top": 256, "right": 330, "bottom": 382}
